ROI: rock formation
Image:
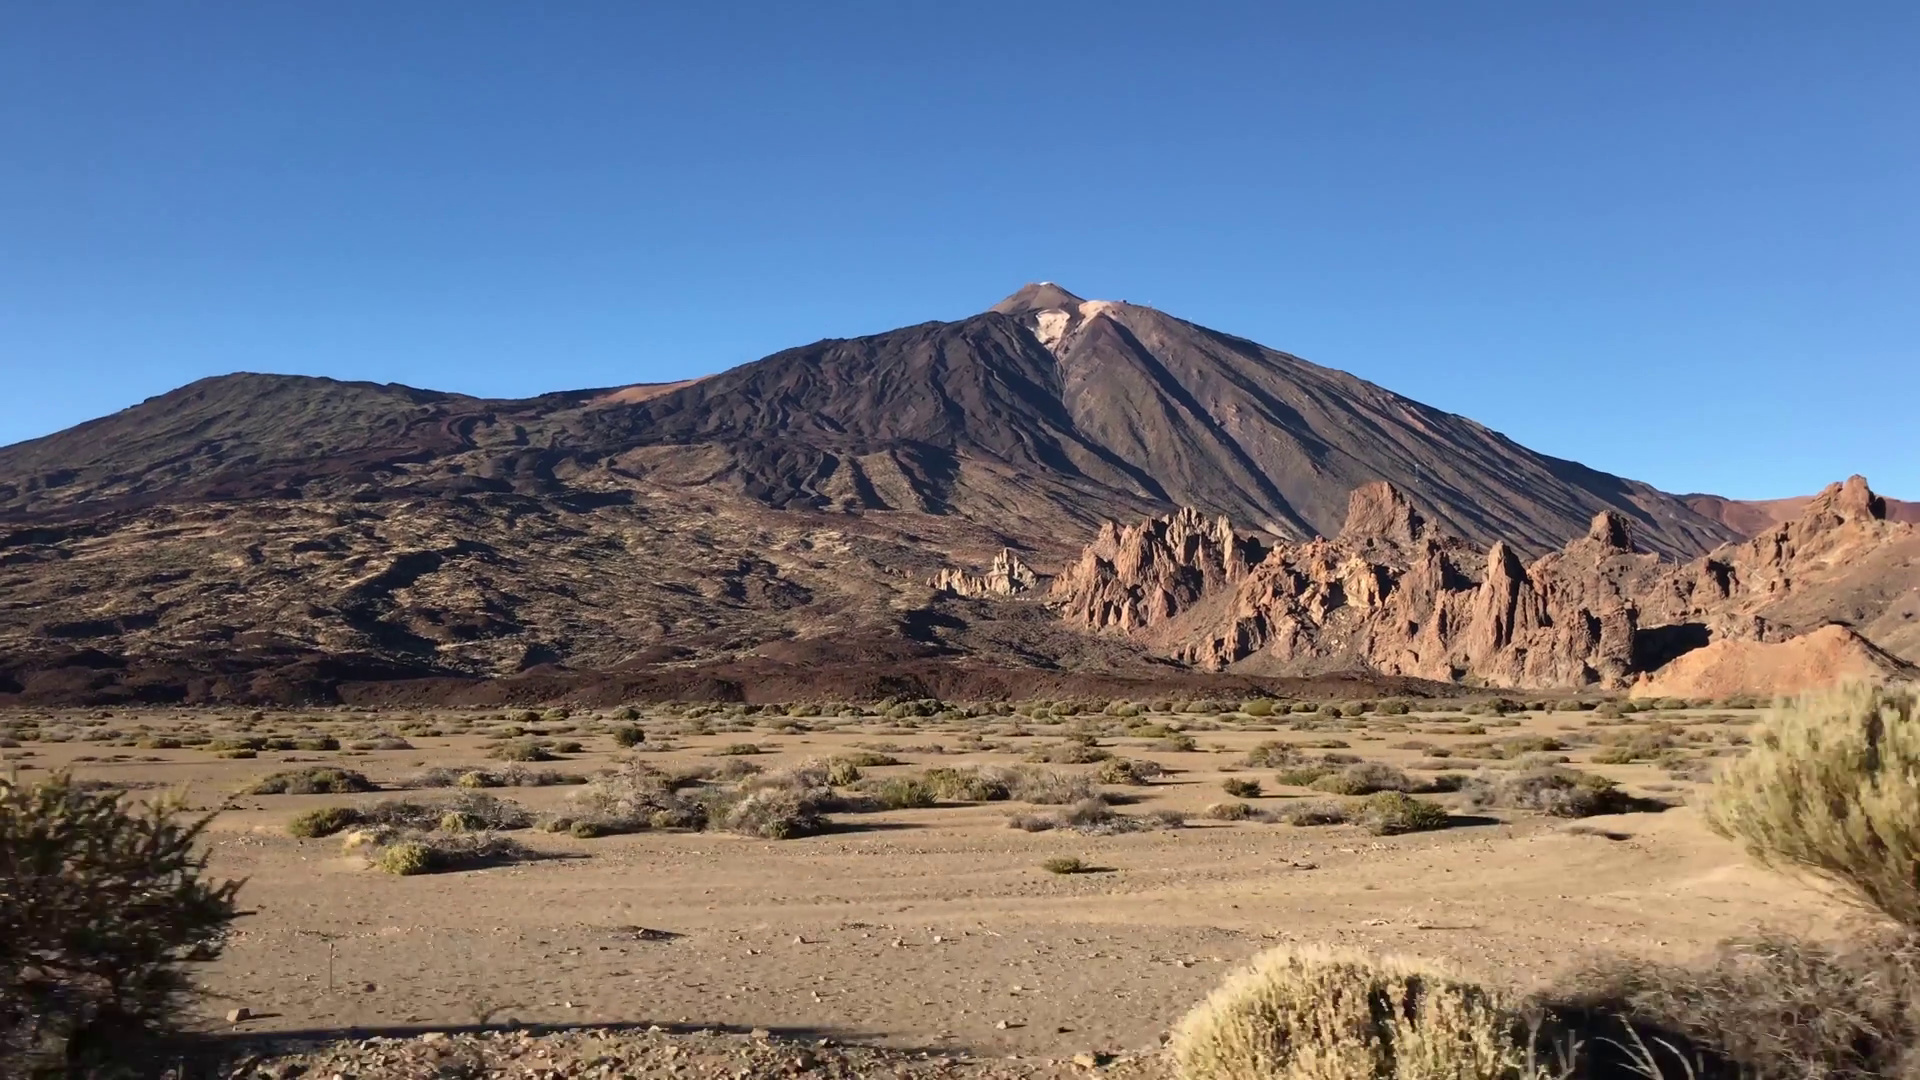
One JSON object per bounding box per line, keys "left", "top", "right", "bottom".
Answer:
{"left": 1629, "top": 625, "right": 1916, "bottom": 701}
{"left": 1052, "top": 476, "right": 1920, "bottom": 691}
{"left": 929, "top": 548, "right": 1041, "bottom": 598}
{"left": 1047, "top": 508, "right": 1266, "bottom": 631}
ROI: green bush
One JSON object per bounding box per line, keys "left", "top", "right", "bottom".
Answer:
{"left": 1, "top": 773, "right": 242, "bottom": 1072}
{"left": 288, "top": 806, "right": 362, "bottom": 838}
{"left": 611, "top": 725, "right": 646, "bottom": 748}
{"left": 1355, "top": 793, "right": 1450, "bottom": 835}
{"left": 1241, "top": 699, "right": 1275, "bottom": 717}
{"left": 1222, "top": 778, "right": 1262, "bottom": 798}
{"left": 869, "top": 777, "right": 937, "bottom": 810}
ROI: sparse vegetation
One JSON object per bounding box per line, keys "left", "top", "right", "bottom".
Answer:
{"left": 1042, "top": 856, "right": 1091, "bottom": 875}
{"left": 1221, "top": 777, "right": 1262, "bottom": 798}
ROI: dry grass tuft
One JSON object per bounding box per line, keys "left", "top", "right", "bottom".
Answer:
{"left": 1168, "top": 945, "right": 1537, "bottom": 1080}
{"left": 1703, "top": 683, "right": 1920, "bottom": 926}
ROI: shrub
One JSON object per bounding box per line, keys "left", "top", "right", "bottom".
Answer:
{"left": 1096, "top": 757, "right": 1164, "bottom": 785}
{"left": 825, "top": 760, "right": 862, "bottom": 786}
{"left": 248, "top": 767, "right": 376, "bottom": 795}
{"left": 712, "top": 742, "right": 763, "bottom": 756}
{"left": 1222, "top": 778, "right": 1263, "bottom": 799}
{"left": 1703, "top": 684, "right": 1920, "bottom": 926}
{"left": 1310, "top": 762, "right": 1413, "bottom": 796}
{"left": 357, "top": 830, "right": 534, "bottom": 875}
{"left": 1281, "top": 800, "right": 1349, "bottom": 827}
{"left": 1204, "top": 801, "right": 1255, "bottom": 822}
{"left": 346, "top": 736, "right": 413, "bottom": 752}
{"left": 1025, "top": 741, "right": 1110, "bottom": 764}
{"left": 720, "top": 789, "right": 829, "bottom": 839}
{"left": 1, "top": 773, "right": 242, "bottom": 1072}
{"left": 1273, "top": 765, "right": 1332, "bottom": 788}
{"left": 569, "top": 763, "right": 699, "bottom": 834}
{"left": 433, "top": 792, "right": 535, "bottom": 832}
{"left": 1008, "top": 798, "right": 1154, "bottom": 835}
{"left": 868, "top": 777, "right": 937, "bottom": 810}
{"left": 1001, "top": 767, "right": 1094, "bottom": 805}
{"left": 1241, "top": 699, "right": 1275, "bottom": 717}
{"left": 487, "top": 740, "right": 556, "bottom": 763}
{"left": 1466, "top": 768, "right": 1661, "bottom": 819}
{"left": 373, "top": 839, "right": 432, "bottom": 875}
{"left": 611, "top": 725, "right": 645, "bottom": 748}
{"left": 1168, "top": 945, "right": 1534, "bottom": 1080}
{"left": 920, "top": 766, "right": 1011, "bottom": 802}
{"left": 1548, "top": 931, "right": 1920, "bottom": 1080}
{"left": 1042, "top": 856, "right": 1091, "bottom": 875}
{"left": 834, "top": 751, "right": 901, "bottom": 768}
{"left": 1355, "top": 793, "right": 1450, "bottom": 836}
{"left": 288, "top": 806, "right": 362, "bottom": 838}
{"left": 1243, "top": 741, "right": 1302, "bottom": 768}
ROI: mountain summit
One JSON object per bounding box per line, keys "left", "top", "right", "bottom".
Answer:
{"left": 989, "top": 281, "right": 1088, "bottom": 314}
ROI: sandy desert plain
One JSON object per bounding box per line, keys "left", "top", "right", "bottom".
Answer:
{"left": 0, "top": 694, "right": 1854, "bottom": 1077}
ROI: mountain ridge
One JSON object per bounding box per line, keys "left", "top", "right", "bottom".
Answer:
{"left": 0, "top": 285, "right": 1738, "bottom": 559}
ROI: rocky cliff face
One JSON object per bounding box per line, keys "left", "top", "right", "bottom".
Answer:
{"left": 1047, "top": 507, "right": 1267, "bottom": 631}
{"left": 1052, "top": 476, "right": 1920, "bottom": 690}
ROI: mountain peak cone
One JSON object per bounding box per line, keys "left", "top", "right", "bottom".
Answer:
{"left": 989, "top": 282, "right": 1087, "bottom": 315}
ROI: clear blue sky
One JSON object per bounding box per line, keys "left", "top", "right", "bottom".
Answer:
{"left": 2, "top": 3, "right": 1914, "bottom": 499}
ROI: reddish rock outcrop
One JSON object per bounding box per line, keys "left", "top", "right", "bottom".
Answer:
{"left": 1047, "top": 507, "right": 1266, "bottom": 632}
{"left": 1052, "top": 476, "right": 1920, "bottom": 691}
{"left": 929, "top": 548, "right": 1041, "bottom": 598}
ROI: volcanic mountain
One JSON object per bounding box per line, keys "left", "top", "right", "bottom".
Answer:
{"left": 0, "top": 284, "right": 1756, "bottom": 703}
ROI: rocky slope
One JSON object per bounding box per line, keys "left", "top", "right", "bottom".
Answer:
{"left": 1051, "top": 476, "right": 1920, "bottom": 692}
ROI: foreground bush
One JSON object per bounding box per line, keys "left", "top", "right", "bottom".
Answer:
{"left": 1, "top": 773, "right": 242, "bottom": 1073}
{"left": 1169, "top": 945, "right": 1536, "bottom": 1080}
{"left": 1703, "top": 684, "right": 1920, "bottom": 926}
{"left": 1549, "top": 931, "right": 1920, "bottom": 1080}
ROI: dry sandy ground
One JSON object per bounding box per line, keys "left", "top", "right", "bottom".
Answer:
{"left": 0, "top": 701, "right": 1851, "bottom": 1075}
